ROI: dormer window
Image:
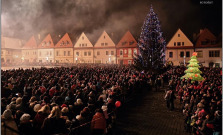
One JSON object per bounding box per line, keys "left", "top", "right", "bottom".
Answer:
{"left": 122, "top": 41, "right": 127, "bottom": 45}
{"left": 178, "top": 34, "right": 180, "bottom": 37}
{"left": 105, "top": 43, "right": 108, "bottom": 46}
{"left": 174, "top": 42, "right": 176, "bottom": 46}
{"left": 66, "top": 41, "right": 69, "bottom": 45}
{"left": 129, "top": 41, "right": 135, "bottom": 45}
{"left": 104, "top": 36, "right": 105, "bottom": 39}
{"left": 101, "top": 43, "right": 104, "bottom": 46}
{"left": 82, "top": 36, "right": 84, "bottom": 40}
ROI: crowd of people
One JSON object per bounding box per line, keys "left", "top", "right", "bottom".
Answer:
{"left": 1, "top": 65, "right": 167, "bottom": 135}
{"left": 1, "top": 64, "right": 221, "bottom": 135}
{"left": 166, "top": 66, "right": 222, "bottom": 135}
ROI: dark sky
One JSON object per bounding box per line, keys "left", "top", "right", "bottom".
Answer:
{"left": 1, "top": 0, "right": 222, "bottom": 44}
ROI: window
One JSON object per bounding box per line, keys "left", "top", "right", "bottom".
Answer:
{"left": 82, "top": 44, "right": 85, "bottom": 47}
{"left": 56, "top": 51, "right": 59, "bottom": 56}
{"left": 178, "top": 34, "right": 180, "bottom": 37}
{"left": 197, "top": 51, "right": 203, "bottom": 58}
{"left": 104, "top": 36, "right": 105, "bottom": 39}
{"left": 128, "top": 60, "right": 132, "bottom": 65}
{"left": 82, "top": 36, "right": 84, "bottom": 40}
{"left": 177, "top": 42, "right": 181, "bottom": 46}
{"left": 169, "top": 52, "right": 173, "bottom": 58}
{"left": 124, "top": 49, "right": 127, "bottom": 54}
{"left": 180, "top": 51, "right": 184, "bottom": 57}
{"left": 105, "top": 43, "right": 108, "bottom": 46}
{"left": 215, "top": 63, "right": 220, "bottom": 67}
{"left": 174, "top": 42, "right": 176, "bottom": 46}
{"left": 84, "top": 52, "right": 87, "bottom": 56}
{"left": 76, "top": 52, "right": 79, "bottom": 56}
{"left": 209, "top": 50, "right": 220, "bottom": 57}
{"left": 64, "top": 51, "right": 66, "bottom": 56}
{"left": 133, "top": 49, "right": 137, "bottom": 55}
{"left": 129, "top": 41, "right": 135, "bottom": 45}
{"left": 122, "top": 41, "right": 127, "bottom": 45}
{"left": 128, "top": 49, "right": 132, "bottom": 55}
{"left": 120, "top": 50, "right": 123, "bottom": 55}
{"left": 201, "top": 41, "right": 208, "bottom": 45}
{"left": 46, "top": 51, "right": 49, "bottom": 55}
{"left": 68, "top": 51, "right": 70, "bottom": 56}
{"left": 85, "top": 44, "right": 87, "bottom": 47}
{"left": 79, "top": 44, "right": 81, "bottom": 47}
{"left": 186, "top": 51, "right": 190, "bottom": 57}
{"left": 97, "top": 51, "right": 100, "bottom": 55}
{"left": 106, "top": 51, "right": 109, "bottom": 55}
{"left": 66, "top": 41, "right": 69, "bottom": 45}
{"left": 182, "top": 42, "right": 184, "bottom": 46}
{"left": 111, "top": 51, "right": 114, "bottom": 55}
{"left": 39, "top": 52, "right": 41, "bottom": 56}
{"left": 101, "top": 43, "right": 104, "bottom": 46}
{"left": 88, "top": 51, "right": 91, "bottom": 56}
{"left": 50, "top": 51, "right": 52, "bottom": 56}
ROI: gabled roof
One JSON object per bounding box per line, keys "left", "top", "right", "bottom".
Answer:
{"left": 54, "top": 33, "right": 73, "bottom": 48}
{"left": 74, "top": 32, "right": 93, "bottom": 48}
{"left": 22, "top": 36, "right": 37, "bottom": 49}
{"left": 116, "top": 30, "right": 137, "bottom": 48}
{"left": 94, "top": 31, "right": 115, "bottom": 47}
{"left": 195, "top": 28, "right": 220, "bottom": 48}
{"left": 167, "top": 28, "right": 193, "bottom": 48}
{"left": 38, "top": 34, "right": 55, "bottom": 49}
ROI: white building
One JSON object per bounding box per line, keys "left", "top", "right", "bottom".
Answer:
{"left": 194, "top": 29, "right": 222, "bottom": 67}
{"left": 22, "top": 36, "right": 38, "bottom": 63}
{"left": 94, "top": 31, "right": 116, "bottom": 64}
{"left": 37, "top": 34, "right": 55, "bottom": 63}
{"left": 74, "top": 32, "right": 93, "bottom": 63}
{"left": 166, "top": 29, "right": 194, "bottom": 66}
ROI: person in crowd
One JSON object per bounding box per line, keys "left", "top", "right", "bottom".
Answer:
{"left": 41, "top": 106, "right": 69, "bottom": 135}
{"left": 91, "top": 108, "right": 107, "bottom": 135}
{"left": 1, "top": 109, "right": 19, "bottom": 135}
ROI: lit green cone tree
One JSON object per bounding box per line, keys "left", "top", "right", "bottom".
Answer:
{"left": 181, "top": 52, "right": 204, "bottom": 81}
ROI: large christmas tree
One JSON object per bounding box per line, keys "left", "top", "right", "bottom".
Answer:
{"left": 134, "top": 5, "right": 166, "bottom": 72}
{"left": 181, "top": 52, "right": 204, "bottom": 82}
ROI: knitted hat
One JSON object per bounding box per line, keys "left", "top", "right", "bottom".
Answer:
{"left": 2, "top": 109, "right": 12, "bottom": 120}
{"left": 34, "top": 104, "right": 42, "bottom": 112}
{"left": 61, "top": 104, "right": 67, "bottom": 108}
{"left": 20, "top": 113, "right": 31, "bottom": 122}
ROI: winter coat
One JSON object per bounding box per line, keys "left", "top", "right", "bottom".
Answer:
{"left": 41, "top": 117, "right": 68, "bottom": 135}
{"left": 91, "top": 112, "right": 106, "bottom": 131}
{"left": 1, "top": 119, "right": 19, "bottom": 135}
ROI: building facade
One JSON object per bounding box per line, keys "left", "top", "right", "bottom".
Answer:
{"left": 194, "top": 29, "right": 222, "bottom": 67}
{"left": 94, "top": 31, "right": 116, "bottom": 64}
{"left": 37, "top": 34, "right": 55, "bottom": 63}
{"left": 74, "top": 32, "right": 93, "bottom": 63}
{"left": 116, "top": 31, "right": 138, "bottom": 65}
{"left": 54, "top": 33, "right": 74, "bottom": 63}
{"left": 166, "top": 29, "right": 194, "bottom": 66}
{"left": 1, "top": 36, "right": 25, "bottom": 63}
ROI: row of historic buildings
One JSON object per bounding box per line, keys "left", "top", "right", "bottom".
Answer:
{"left": 1, "top": 28, "right": 222, "bottom": 67}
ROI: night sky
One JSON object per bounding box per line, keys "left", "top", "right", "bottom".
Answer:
{"left": 1, "top": 0, "right": 222, "bottom": 44}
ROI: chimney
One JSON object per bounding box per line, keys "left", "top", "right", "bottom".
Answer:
{"left": 38, "top": 34, "right": 41, "bottom": 40}
{"left": 200, "top": 29, "right": 203, "bottom": 34}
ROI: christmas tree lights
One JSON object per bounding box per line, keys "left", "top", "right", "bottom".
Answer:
{"left": 134, "top": 5, "right": 166, "bottom": 72}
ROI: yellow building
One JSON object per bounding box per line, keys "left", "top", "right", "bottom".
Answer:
{"left": 1, "top": 36, "right": 25, "bottom": 64}
{"left": 54, "top": 33, "right": 74, "bottom": 63}
{"left": 94, "top": 31, "right": 116, "bottom": 64}
{"left": 74, "top": 32, "right": 93, "bottom": 63}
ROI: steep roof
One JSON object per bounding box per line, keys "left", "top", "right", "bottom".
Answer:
{"left": 116, "top": 30, "right": 137, "bottom": 48}
{"left": 22, "top": 36, "right": 37, "bottom": 49}
{"left": 94, "top": 31, "right": 115, "bottom": 48}
{"left": 38, "top": 34, "right": 55, "bottom": 49}
{"left": 54, "top": 33, "right": 74, "bottom": 48}
{"left": 167, "top": 28, "right": 193, "bottom": 49}
{"left": 195, "top": 28, "right": 220, "bottom": 48}
{"left": 74, "top": 32, "right": 93, "bottom": 48}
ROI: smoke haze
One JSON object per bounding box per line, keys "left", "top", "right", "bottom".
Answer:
{"left": 1, "top": 0, "right": 222, "bottom": 44}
